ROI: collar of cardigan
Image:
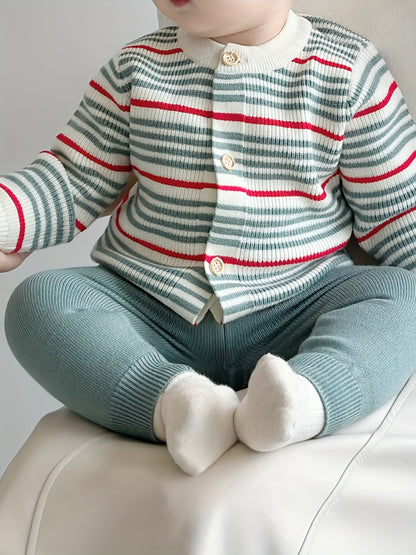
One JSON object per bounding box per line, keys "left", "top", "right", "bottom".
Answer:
{"left": 176, "top": 11, "right": 312, "bottom": 73}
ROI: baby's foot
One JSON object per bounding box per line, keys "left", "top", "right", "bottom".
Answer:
{"left": 154, "top": 373, "right": 239, "bottom": 475}
{"left": 234, "top": 354, "right": 325, "bottom": 452}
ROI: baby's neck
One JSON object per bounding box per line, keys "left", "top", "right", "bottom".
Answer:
{"left": 210, "top": 10, "right": 291, "bottom": 46}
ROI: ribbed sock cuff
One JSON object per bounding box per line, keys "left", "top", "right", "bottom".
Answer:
{"left": 293, "top": 374, "right": 325, "bottom": 440}
{"left": 153, "top": 371, "right": 196, "bottom": 441}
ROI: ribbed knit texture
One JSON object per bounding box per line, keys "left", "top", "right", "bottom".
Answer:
{"left": 1, "top": 12, "right": 416, "bottom": 324}
{"left": 5, "top": 264, "right": 416, "bottom": 439}
{"left": 110, "top": 351, "right": 192, "bottom": 441}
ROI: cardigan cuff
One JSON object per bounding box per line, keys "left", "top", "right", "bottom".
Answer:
{"left": 0, "top": 186, "right": 25, "bottom": 253}
{"left": 0, "top": 197, "right": 9, "bottom": 251}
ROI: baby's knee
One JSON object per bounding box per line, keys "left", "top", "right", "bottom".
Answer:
{"left": 5, "top": 270, "right": 76, "bottom": 352}
{"left": 371, "top": 267, "right": 416, "bottom": 319}
{"left": 7, "top": 270, "right": 61, "bottom": 322}
{"left": 380, "top": 266, "right": 416, "bottom": 300}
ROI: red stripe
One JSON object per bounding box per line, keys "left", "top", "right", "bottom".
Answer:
{"left": 132, "top": 165, "right": 217, "bottom": 190}
{"left": 357, "top": 206, "right": 416, "bottom": 243}
{"left": 205, "top": 241, "right": 349, "bottom": 268}
{"left": 40, "top": 150, "right": 59, "bottom": 159}
{"left": 90, "top": 80, "right": 130, "bottom": 112}
{"left": 115, "top": 205, "right": 205, "bottom": 262}
{"left": 131, "top": 99, "right": 344, "bottom": 141}
{"left": 293, "top": 56, "right": 352, "bottom": 72}
{"left": 219, "top": 171, "right": 339, "bottom": 200}
{"left": 354, "top": 82, "right": 398, "bottom": 119}
{"left": 341, "top": 150, "right": 416, "bottom": 184}
{"left": 134, "top": 165, "right": 339, "bottom": 200}
{"left": 0, "top": 183, "right": 26, "bottom": 253}
{"left": 56, "top": 134, "right": 132, "bottom": 173}
{"left": 76, "top": 220, "right": 87, "bottom": 232}
{"left": 121, "top": 45, "right": 183, "bottom": 55}
{"left": 131, "top": 98, "right": 210, "bottom": 118}
{"left": 115, "top": 193, "right": 348, "bottom": 266}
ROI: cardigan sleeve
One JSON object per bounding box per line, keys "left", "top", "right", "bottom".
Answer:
{"left": 340, "top": 42, "right": 416, "bottom": 270}
{"left": 0, "top": 49, "right": 132, "bottom": 254}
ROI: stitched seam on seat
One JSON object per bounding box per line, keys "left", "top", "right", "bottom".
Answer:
{"left": 26, "top": 432, "right": 112, "bottom": 555}
{"left": 297, "top": 371, "right": 416, "bottom": 554}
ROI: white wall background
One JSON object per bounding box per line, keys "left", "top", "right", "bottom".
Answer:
{"left": 0, "top": 0, "right": 158, "bottom": 477}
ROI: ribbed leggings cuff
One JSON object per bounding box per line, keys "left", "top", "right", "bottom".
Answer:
{"left": 291, "top": 353, "right": 364, "bottom": 436}
{"left": 109, "top": 351, "right": 192, "bottom": 442}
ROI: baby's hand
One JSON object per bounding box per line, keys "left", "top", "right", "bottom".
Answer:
{"left": 0, "top": 251, "right": 31, "bottom": 272}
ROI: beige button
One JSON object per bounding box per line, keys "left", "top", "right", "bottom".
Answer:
{"left": 209, "top": 257, "right": 225, "bottom": 276}
{"left": 221, "top": 51, "right": 240, "bottom": 66}
{"left": 221, "top": 153, "right": 236, "bottom": 171}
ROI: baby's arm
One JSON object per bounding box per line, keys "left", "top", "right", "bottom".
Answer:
{"left": 0, "top": 48, "right": 132, "bottom": 260}
{"left": 340, "top": 43, "right": 416, "bottom": 269}
{"left": 0, "top": 173, "right": 135, "bottom": 273}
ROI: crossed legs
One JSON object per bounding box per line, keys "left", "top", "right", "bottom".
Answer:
{"left": 6, "top": 265, "right": 416, "bottom": 475}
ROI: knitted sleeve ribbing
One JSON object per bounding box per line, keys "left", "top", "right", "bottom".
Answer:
{"left": 0, "top": 49, "right": 132, "bottom": 254}
{"left": 340, "top": 42, "right": 416, "bottom": 270}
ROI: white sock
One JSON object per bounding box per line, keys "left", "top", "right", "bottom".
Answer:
{"left": 153, "top": 372, "right": 239, "bottom": 475}
{"left": 234, "top": 354, "right": 325, "bottom": 452}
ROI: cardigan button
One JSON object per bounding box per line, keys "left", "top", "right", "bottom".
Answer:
{"left": 209, "top": 257, "right": 225, "bottom": 276}
{"left": 221, "top": 153, "right": 236, "bottom": 171}
{"left": 221, "top": 51, "right": 240, "bottom": 66}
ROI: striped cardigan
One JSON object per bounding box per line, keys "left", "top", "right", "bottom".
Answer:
{"left": 1, "top": 11, "right": 416, "bottom": 324}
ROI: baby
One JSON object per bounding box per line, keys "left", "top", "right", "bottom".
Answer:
{"left": 2, "top": 0, "right": 416, "bottom": 475}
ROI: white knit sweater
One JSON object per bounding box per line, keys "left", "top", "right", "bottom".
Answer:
{"left": 1, "top": 11, "right": 416, "bottom": 324}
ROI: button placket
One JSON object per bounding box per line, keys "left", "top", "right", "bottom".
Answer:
{"left": 206, "top": 48, "right": 244, "bottom": 286}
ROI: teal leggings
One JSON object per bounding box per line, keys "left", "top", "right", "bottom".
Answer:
{"left": 5, "top": 264, "right": 416, "bottom": 441}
